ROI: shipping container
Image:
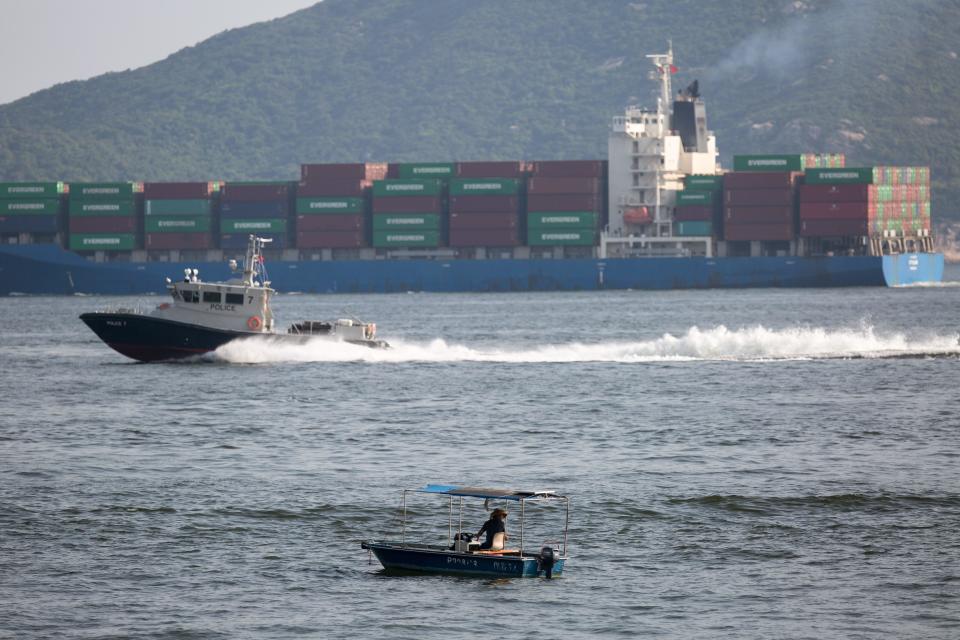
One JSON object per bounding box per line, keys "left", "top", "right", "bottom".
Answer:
{"left": 372, "top": 196, "right": 441, "bottom": 214}
{"left": 296, "top": 196, "right": 364, "bottom": 214}
{"left": 69, "top": 216, "right": 136, "bottom": 234}
{"left": 799, "top": 202, "right": 869, "bottom": 220}
{"left": 723, "top": 222, "right": 794, "bottom": 242}
{"left": 300, "top": 163, "right": 366, "bottom": 181}
{"left": 372, "top": 179, "right": 443, "bottom": 198}
{"left": 456, "top": 161, "right": 524, "bottom": 178}
{"left": 1, "top": 199, "right": 60, "bottom": 215}
{"left": 676, "top": 191, "right": 719, "bottom": 206}
{"left": 142, "top": 182, "right": 215, "bottom": 199}
{"left": 296, "top": 214, "right": 365, "bottom": 232}
{"left": 70, "top": 182, "right": 141, "bottom": 199}
{"left": 220, "top": 218, "right": 287, "bottom": 234}
{"left": 448, "top": 178, "right": 518, "bottom": 197}
{"left": 732, "top": 155, "right": 827, "bottom": 172}
{"left": 296, "top": 179, "right": 365, "bottom": 198}
{"left": 527, "top": 211, "right": 599, "bottom": 228}
{"left": 0, "top": 182, "right": 66, "bottom": 198}
{"left": 69, "top": 200, "right": 135, "bottom": 217}
{"left": 371, "top": 214, "right": 442, "bottom": 230}
{"left": 673, "top": 205, "right": 714, "bottom": 222}
{"left": 799, "top": 219, "right": 869, "bottom": 237}
{"left": 221, "top": 233, "right": 286, "bottom": 250}
{"left": 397, "top": 163, "right": 456, "bottom": 179}
{"left": 724, "top": 189, "right": 795, "bottom": 206}
{"left": 723, "top": 172, "right": 797, "bottom": 190}
{"left": 804, "top": 166, "right": 930, "bottom": 186}
{"left": 526, "top": 229, "right": 596, "bottom": 246}
{"left": 296, "top": 230, "right": 366, "bottom": 249}
{"left": 145, "top": 216, "right": 211, "bottom": 233}
{"left": 527, "top": 193, "right": 602, "bottom": 212}
{"left": 144, "top": 199, "right": 211, "bottom": 216}
{"left": 220, "top": 200, "right": 288, "bottom": 218}
{"left": 448, "top": 195, "right": 519, "bottom": 213}
{"left": 221, "top": 183, "right": 290, "bottom": 201}
{"left": 449, "top": 212, "right": 518, "bottom": 229}
{"left": 799, "top": 183, "right": 929, "bottom": 203}
{"left": 449, "top": 228, "right": 520, "bottom": 247}
{"left": 674, "top": 221, "right": 713, "bottom": 236}
{"left": 0, "top": 215, "right": 59, "bottom": 233}
{"left": 145, "top": 233, "right": 212, "bottom": 250}
{"left": 526, "top": 177, "right": 601, "bottom": 195}
{"left": 529, "top": 160, "right": 605, "bottom": 178}
{"left": 725, "top": 206, "right": 794, "bottom": 224}
{"left": 69, "top": 233, "right": 136, "bottom": 251}
{"left": 372, "top": 230, "right": 441, "bottom": 248}
{"left": 683, "top": 175, "right": 724, "bottom": 191}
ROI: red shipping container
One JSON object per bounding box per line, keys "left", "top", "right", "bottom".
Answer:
{"left": 724, "top": 189, "right": 795, "bottom": 206}
{"left": 456, "top": 161, "right": 524, "bottom": 178}
{"left": 222, "top": 183, "right": 289, "bottom": 201}
{"left": 364, "top": 163, "right": 389, "bottom": 181}
{"left": 674, "top": 205, "right": 714, "bottom": 222}
{"left": 724, "top": 222, "right": 794, "bottom": 241}
{"left": 143, "top": 182, "right": 214, "bottom": 199}
{"left": 372, "top": 196, "right": 441, "bottom": 214}
{"left": 527, "top": 177, "right": 602, "bottom": 195}
{"left": 296, "top": 214, "right": 364, "bottom": 232}
{"left": 449, "top": 195, "right": 519, "bottom": 213}
{"left": 799, "top": 202, "right": 869, "bottom": 220}
{"left": 449, "top": 212, "right": 518, "bottom": 229}
{"left": 799, "top": 219, "right": 869, "bottom": 237}
{"left": 296, "top": 230, "right": 365, "bottom": 249}
{"left": 527, "top": 193, "right": 602, "bottom": 212}
{"left": 297, "top": 179, "right": 365, "bottom": 198}
{"left": 449, "top": 227, "right": 520, "bottom": 247}
{"left": 724, "top": 206, "right": 794, "bottom": 223}
{"left": 798, "top": 184, "right": 870, "bottom": 203}
{"left": 145, "top": 232, "right": 212, "bottom": 250}
{"left": 723, "top": 172, "right": 797, "bottom": 190}
{"left": 530, "top": 160, "right": 605, "bottom": 178}
{"left": 70, "top": 216, "right": 136, "bottom": 233}
{"left": 300, "top": 163, "right": 365, "bottom": 181}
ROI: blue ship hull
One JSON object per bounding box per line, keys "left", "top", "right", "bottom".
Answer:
{"left": 362, "top": 542, "right": 565, "bottom": 578}
{"left": 0, "top": 243, "right": 944, "bottom": 295}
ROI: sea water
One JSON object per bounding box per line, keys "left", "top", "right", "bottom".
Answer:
{"left": 2, "top": 275, "right": 959, "bottom": 638}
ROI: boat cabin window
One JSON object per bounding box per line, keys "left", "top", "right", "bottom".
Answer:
{"left": 182, "top": 290, "right": 199, "bottom": 303}
{"left": 225, "top": 293, "right": 244, "bottom": 305}
{"left": 203, "top": 291, "right": 222, "bottom": 303}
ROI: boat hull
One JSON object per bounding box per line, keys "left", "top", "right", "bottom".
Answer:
{"left": 361, "top": 542, "right": 565, "bottom": 578}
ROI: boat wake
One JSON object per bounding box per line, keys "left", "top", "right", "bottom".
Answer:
{"left": 208, "top": 324, "right": 960, "bottom": 364}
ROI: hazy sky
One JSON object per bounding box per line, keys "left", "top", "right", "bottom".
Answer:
{"left": 0, "top": 0, "right": 317, "bottom": 105}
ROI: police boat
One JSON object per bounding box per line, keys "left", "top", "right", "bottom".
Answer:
{"left": 361, "top": 484, "right": 570, "bottom": 578}
{"left": 80, "top": 235, "right": 388, "bottom": 362}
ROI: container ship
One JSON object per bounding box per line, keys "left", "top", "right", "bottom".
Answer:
{"left": 0, "top": 47, "right": 943, "bottom": 296}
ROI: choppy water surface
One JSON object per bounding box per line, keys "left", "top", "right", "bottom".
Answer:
{"left": 3, "top": 278, "right": 960, "bottom": 638}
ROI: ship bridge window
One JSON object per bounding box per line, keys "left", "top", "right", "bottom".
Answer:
{"left": 182, "top": 290, "right": 199, "bottom": 303}
{"left": 225, "top": 293, "right": 244, "bottom": 305}
{"left": 203, "top": 291, "right": 222, "bottom": 303}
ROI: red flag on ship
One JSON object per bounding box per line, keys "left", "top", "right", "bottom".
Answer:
{"left": 669, "top": 64, "right": 678, "bottom": 74}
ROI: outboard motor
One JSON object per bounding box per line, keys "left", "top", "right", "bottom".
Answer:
{"left": 453, "top": 532, "right": 475, "bottom": 553}
{"left": 538, "top": 545, "right": 557, "bottom": 579}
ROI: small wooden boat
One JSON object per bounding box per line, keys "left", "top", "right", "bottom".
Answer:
{"left": 361, "top": 484, "right": 570, "bottom": 578}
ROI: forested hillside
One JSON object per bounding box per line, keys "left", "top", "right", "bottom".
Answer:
{"left": 1, "top": 0, "right": 958, "bottom": 218}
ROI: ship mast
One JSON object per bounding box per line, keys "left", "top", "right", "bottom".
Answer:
{"left": 646, "top": 40, "right": 674, "bottom": 140}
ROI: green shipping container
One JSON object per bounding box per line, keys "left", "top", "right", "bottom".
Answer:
{"left": 449, "top": 178, "right": 519, "bottom": 196}
{"left": 803, "top": 168, "right": 874, "bottom": 184}
{"left": 69, "top": 233, "right": 135, "bottom": 251}
{"left": 0, "top": 182, "right": 66, "bottom": 198}
{"left": 0, "top": 199, "right": 60, "bottom": 215}
{"left": 372, "top": 230, "right": 441, "bottom": 247}
{"left": 674, "top": 221, "right": 713, "bottom": 236}
{"left": 372, "top": 179, "right": 442, "bottom": 198}
{"left": 296, "top": 197, "right": 364, "bottom": 214}
{"left": 397, "top": 163, "right": 456, "bottom": 179}
{"left": 220, "top": 218, "right": 287, "bottom": 233}
{"left": 372, "top": 214, "right": 442, "bottom": 230}
{"left": 145, "top": 216, "right": 211, "bottom": 233}
{"left": 527, "top": 229, "right": 596, "bottom": 246}
{"left": 527, "top": 212, "right": 598, "bottom": 229}
{"left": 70, "top": 182, "right": 141, "bottom": 198}
{"left": 676, "top": 191, "right": 717, "bottom": 206}
{"left": 69, "top": 199, "right": 135, "bottom": 217}
{"left": 683, "top": 175, "right": 723, "bottom": 191}
{"left": 145, "top": 199, "right": 211, "bottom": 216}
{"left": 733, "top": 155, "right": 803, "bottom": 172}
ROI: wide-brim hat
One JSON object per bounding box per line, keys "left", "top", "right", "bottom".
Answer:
{"left": 492, "top": 508, "right": 508, "bottom": 517}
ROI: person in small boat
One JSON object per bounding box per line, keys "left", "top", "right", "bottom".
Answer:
{"left": 476, "top": 508, "right": 508, "bottom": 550}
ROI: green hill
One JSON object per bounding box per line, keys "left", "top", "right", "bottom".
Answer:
{"left": 1, "top": 0, "right": 958, "bottom": 219}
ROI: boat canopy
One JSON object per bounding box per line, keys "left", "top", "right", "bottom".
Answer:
{"left": 417, "top": 484, "right": 559, "bottom": 501}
